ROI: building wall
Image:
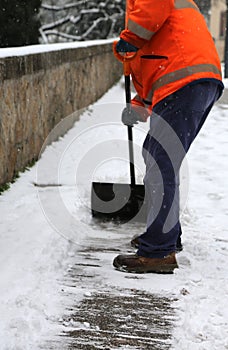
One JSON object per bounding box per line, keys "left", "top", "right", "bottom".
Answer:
{"left": 195, "top": 0, "right": 226, "bottom": 61}
{"left": 0, "top": 42, "right": 122, "bottom": 186}
{"left": 210, "top": 0, "right": 226, "bottom": 61}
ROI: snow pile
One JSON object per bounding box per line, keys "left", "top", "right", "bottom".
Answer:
{"left": 172, "top": 100, "right": 228, "bottom": 350}
{"left": 0, "top": 167, "right": 75, "bottom": 348}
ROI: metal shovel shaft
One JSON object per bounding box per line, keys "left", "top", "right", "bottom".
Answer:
{"left": 125, "top": 74, "right": 136, "bottom": 186}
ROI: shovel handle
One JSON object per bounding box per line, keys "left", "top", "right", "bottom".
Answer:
{"left": 113, "top": 40, "right": 136, "bottom": 186}
{"left": 124, "top": 75, "right": 135, "bottom": 185}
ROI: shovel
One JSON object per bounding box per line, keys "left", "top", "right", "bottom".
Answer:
{"left": 90, "top": 43, "right": 147, "bottom": 223}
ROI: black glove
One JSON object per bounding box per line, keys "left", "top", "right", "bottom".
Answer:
{"left": 122, "top": 106, "right": 141, "bottom": 126}
{"left": 116, "top": 38, "right": 138, "bottom": 53}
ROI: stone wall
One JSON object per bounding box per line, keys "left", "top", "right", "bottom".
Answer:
{"left": 0, "top": 42, "right": 122, "bottom": 185}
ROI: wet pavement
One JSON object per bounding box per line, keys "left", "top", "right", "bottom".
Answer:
{"left": 61, "top": 291, "right": 175, "bottom": 350}
{"left": 42, "top": 227, "right": 177, "bottom": 350}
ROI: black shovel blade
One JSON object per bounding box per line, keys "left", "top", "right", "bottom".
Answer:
{"left": 91, "top": 182, "right": 147, "bottom": 223}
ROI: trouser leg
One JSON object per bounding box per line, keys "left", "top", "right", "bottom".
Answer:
{"left": 137, "top": 82, "right": 221, "bottom": 258}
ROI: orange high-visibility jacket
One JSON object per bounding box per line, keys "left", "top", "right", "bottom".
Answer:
{"left": 120, "top": 0, "right": 223, "bottom": 110}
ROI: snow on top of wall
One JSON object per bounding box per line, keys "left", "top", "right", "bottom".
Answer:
{"left": 0, "top": 38, "right": 116, "bottom": 58}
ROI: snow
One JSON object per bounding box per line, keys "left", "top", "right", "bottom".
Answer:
{"left": 0, "top": 70, "right": 228, "bottom": 348}
{"left": 0, "top": 38, "right": 116, "bottom": 58}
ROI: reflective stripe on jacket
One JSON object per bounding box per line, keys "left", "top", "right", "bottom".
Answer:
{"left": 120, "top": 0, "right": 223, "bottom": 109}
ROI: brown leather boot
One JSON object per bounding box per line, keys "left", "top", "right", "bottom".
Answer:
{"left": 113, "top": 252, "right": 178, "bottom": 273}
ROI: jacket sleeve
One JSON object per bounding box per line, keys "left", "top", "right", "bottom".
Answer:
{"left": 121, "top": 0, "right": 173, "bottom": 48}
{"left": 132, "top": 95, "right": 150, "bottom": 121}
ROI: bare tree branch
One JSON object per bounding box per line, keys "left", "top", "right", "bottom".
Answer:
{"left": 39, "top": 0, "right": 125, "bottom": 43}
{"left": 41, "top": 1, "right": 90, "bottom": 11}
{"left": 41, "top": 15, "right": 71, "bottom": 30}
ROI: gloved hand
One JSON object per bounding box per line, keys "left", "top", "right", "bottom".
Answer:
{"left": 116, "top": 38, "right": 138, "bottom": 53}
{"left": 122, "top": 106, "right": 139, "bottom": 126}
{"left": 122, "top": 105, "right": 149, "bottom": 126}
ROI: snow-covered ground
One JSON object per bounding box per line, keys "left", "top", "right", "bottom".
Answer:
{"left": 0, "top": 76, "right": 228, "bottom": 349}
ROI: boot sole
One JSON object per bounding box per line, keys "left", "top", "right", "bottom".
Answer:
{"left": 114, "top": 262, "right": 178, "bottom": 274}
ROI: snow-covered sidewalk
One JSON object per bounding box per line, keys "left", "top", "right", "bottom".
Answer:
{"left": 0, "top": 79, "right": 227, "bottom": 350}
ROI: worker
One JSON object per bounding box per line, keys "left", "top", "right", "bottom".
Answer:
{"left": 113, "top": 0, "right": 224, "bottom": 273}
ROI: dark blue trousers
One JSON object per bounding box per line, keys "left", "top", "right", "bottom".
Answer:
{"left": 137, "top": 80, "right": 222, "bottom": 258}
